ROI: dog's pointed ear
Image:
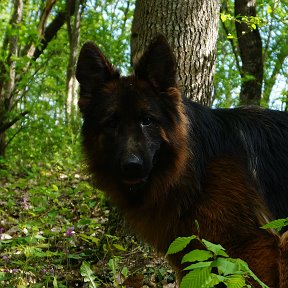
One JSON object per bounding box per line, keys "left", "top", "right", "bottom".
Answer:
{"left": 134, "top": 35, "right": 177, "bottom": 90}
{"left": 76, "top": 41, "right": 119, "bottom": 112}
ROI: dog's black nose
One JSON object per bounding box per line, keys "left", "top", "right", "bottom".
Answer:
{"left": 121, "top": 154, "right": 144, "bottom": 178}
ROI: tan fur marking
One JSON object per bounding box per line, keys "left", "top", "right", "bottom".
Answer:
{"left": 159, "top": 128, "right": 169, "bottom": 143}
{"left": 279, "top": 231, "right": 288, "bottom": 288}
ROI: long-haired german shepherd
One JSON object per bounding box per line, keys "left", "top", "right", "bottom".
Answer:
{"left": 76, "top": 35, "right": 288, "bottom": 287}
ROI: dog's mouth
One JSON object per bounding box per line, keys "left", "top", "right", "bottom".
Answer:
{"left": 122, "top": 176, "right": 148, "bottom": 186}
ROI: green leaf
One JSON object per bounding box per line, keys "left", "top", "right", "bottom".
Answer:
{"left": 79, "top": 234, "right": 100, "bottom": 245}
{"left": 51, "top": 184, "right": 59, "bottom": 191}
{"left": 53, "top": 276, "right": 58, "bottom": 288}
{"left": 237, "top": 259, "right": 269, "bottom": 288}
{"left": 166, "top": 236, "right": 196, "bottom": 255}
{"left": 180, "top": 268, "right": 211, "bottom": 288}
{"left": 261, "top": 218, "right": 288, "bottom": 232}
{"left": 184, "top": 261, "right": 213, "bottom": 271}
{"left": 113, "top": 243, "right": 127, "bottom": 251}
{"left": 209, "top": 274, "right": 225, "bottom": 287}
{"left": 212, "top": 258, "right": 241, "bottom": 276}
{"left": 220, "top": 13, "right": 227, "bottom": 22}
{"left": 225, "top": 275, "right": 246, "bottom": 288}
{"left": 68, "top": 253, "right": 83, "bottom": 259}
{"left": 80, "top": 261, "right": 97, "bottom": 288}
{"left": 121, "top": 266, "right": 129, "bottom": 278}
{"left": 182, "top": 249, "right": 213, "bottom": 263}
{"left": 202, "top": 239, "right": 229, "bottom": 257}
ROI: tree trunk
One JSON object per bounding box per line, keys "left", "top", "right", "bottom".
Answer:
{"left": 235, "top": 0, "right": 263, "bottom": 106}
{"left": 66, "top": 0, "right": 82, "bottom": 127}
{"left": 0, "top": 0, "right": 23, "bottom": 156}
{"left": 131, "top": 0, "right": 220, "bottom": 106}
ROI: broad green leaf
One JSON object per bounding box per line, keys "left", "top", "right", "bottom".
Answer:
{"left": 182, "top": 249, "right": 213, "bottom": 263}
{"left": 209, "top": 273, "right": 225, "bottom": 287}
{"left": 166, "top": 236, "right": 196, "bottom": 255}
{"left": 212, "top": 258, "right": 241, "bottom": 276}
{"left": 225, "top": 275, "right": 246, "bottom": 288}
{"left": 202, "top": 239, "right": 228, "bottom": 257}
{"left": 180, "top": 268, "right": 211, "bottom": 288}
{"left": 184, "top": 261, "right": 213, "bottom": 271}
{"left": 262, "top": 218, "right": 288, "bottom": 232}
{"left": 80, "top": 261, "right": 97, "bottom": 288}
{"left": 113, "top": 243, "right": 127, "bottom": 251}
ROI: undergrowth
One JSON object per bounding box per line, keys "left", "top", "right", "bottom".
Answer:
{"left": 0, "top": 137, "right": 174, "bottom": 287}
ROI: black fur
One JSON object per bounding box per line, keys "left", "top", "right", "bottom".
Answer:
{"left": 186, "top": 101, "right": 288, "bottom": 221}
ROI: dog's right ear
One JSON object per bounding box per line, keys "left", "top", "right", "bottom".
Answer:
{"left": 76, "top": 42, "right": 119, "bottom": 113}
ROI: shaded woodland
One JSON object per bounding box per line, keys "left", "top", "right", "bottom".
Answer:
{"left": 0, "top": 0, "right": 287, "bottom": 287}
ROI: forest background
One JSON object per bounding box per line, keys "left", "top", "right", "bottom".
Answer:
{"left": 0, "top": 0, "right": 287, "bottom": 287}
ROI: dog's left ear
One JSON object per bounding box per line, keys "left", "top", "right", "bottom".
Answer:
{"left": 134, "top": 35, "right": 177, "bottom": 90}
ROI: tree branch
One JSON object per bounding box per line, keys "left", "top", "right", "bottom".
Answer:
{"left": 22, "top": 0, "right": 57, "bottom": 58}
{"left": 33, "top": 0, "right": 77, "bottom": 60}
{"left": 0, "top": 111, "right": 29, "bottom": 134}
{"left": 220, "top": 6, "right": 241, "bottom": 73}
{"left": 235, "top": 0, "right": 263, "bottom": 106}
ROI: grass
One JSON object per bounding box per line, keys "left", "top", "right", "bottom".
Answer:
{"left": 0, "top": 141, "right": 175, "bottom": 287}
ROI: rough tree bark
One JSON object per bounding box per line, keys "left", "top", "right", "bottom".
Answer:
{"left": 66, "top": 0, "right": 82, "bottom": 127}
{"left": 131, "top": 0, "right": 220, "bottom": 106}
{"left": 235, "top": 0, "right": 263, "bottom": 106}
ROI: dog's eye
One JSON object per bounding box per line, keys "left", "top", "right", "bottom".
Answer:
{"left": 104, "top": 115, "right": 118, "bottom": 129}
{"left": 141, "top": 116, "right": 154, "bottom": 126}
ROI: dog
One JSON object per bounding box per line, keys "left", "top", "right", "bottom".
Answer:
{"left": 76, "top": 35, "right": 288, "bottom": 287}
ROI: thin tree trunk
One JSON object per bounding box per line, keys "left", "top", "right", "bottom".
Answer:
{"left": 235, "top": 0, "right": 263, "bottom": 106}
{"left": 0, "top": 0, "right": 23, "bottom": 156}
{"left": 66, "top": 0, "right": 82, "bottom": 127}
{"left": 131, "top": 0, "right": 220, "bottom": 106}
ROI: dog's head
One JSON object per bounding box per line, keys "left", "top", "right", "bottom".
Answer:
{"left": 76, "top": 36, "right": 188, "bottom": 205}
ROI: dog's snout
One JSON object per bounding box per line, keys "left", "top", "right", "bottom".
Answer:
{"left": 121, "top": 154, "right": 144, "bottom": 176}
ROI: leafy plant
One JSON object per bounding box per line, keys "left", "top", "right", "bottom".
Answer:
{"left": 166, "top": 235, "right": 269, "bottom": 288}
{"left": 80, "top": 261, "right": 98, "bottom": 288}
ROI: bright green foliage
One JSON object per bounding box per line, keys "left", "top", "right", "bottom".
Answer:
{"left": 167, "top": 235, "right": 269, "bottom": 288}
{"left": 180, "top": 268, "right": 215, "bottom": 288}
{"left": 181, "top": 250, "right": 213, "bottom": 263}
{"left": 80, "top": 0, "right": 135, "bottom": 73}
{"left": 0, "top": 2, "right": 135, "bottom": 286}
{"left": 215, "top": 0, "right": 288, "bottom": 108}
{"left": 262, "top": 218, "right": 288, "bottom": 232}
{"left": 166, "top": 236, "right": 196, "bottom": 255}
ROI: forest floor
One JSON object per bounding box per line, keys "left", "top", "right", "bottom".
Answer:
{"left": 0, "top": 157, "right": 176, "bottom": 288}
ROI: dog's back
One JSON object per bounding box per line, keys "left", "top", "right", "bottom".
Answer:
{"left": 186, "top": 101, "right": 288, "bottom": 220}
